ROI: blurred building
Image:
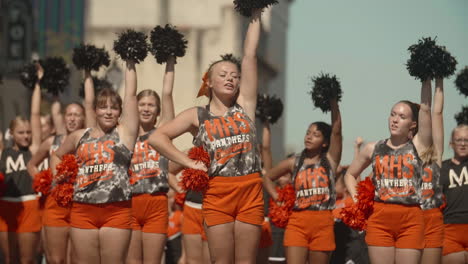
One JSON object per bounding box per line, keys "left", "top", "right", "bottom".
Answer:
{"left": 0, "top": 0, "right": 293, "bottom": 163}
{"left": 85, "top": 0, "right": 293, "bottom": 162}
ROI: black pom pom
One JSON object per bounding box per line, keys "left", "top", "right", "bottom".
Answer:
{"left": 79, "top": 76, "right": 113, "bottom": 97}
{"left": 19, "top": 62, "right": 38, "bottom": 89}
{"left": 256, "top": 94, "right": 284, "bottom": 124}
{"left": 150, "top": 24, "right": 188, "bottom": 64}
{"left": 40, "top": 57, "right": 70, "bottom": 96}
{"left": 0, "top": 72, "right": 3, "bottom": 84}
{"left": 113, "top": 29, "right": 149, "bottom": 63}
{"left": 72, "top": 44, "right": 110, "bottom": 71}
{"left": 455, "top": 106, "right": 468, "bottom": 125}
{"left": 309, "top": 73, "right": 342, "bottom": 113}
{"left": 233, "top": 0, "right": 278, "bottom": 17}
{"left": 455, "top": 66, "right": 468, "bottom": 97}
{"left": 406, "top": 37, "right": 457, "bottom": 81}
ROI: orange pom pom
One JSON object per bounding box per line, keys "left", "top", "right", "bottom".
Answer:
{"left": 52, "top": 182, "right": 74, "bottom": 208}
{"left": 56, "top": 154, "right": 78, "bottom": 183}
{"left": 175, "top": 192, "right": 186, "bottom": 208}
{"left": 54, "top": 154, "right": 79, "bottom": 207}
{"left": 268, "top": 184, "right": 295, "bottom": 228}
{"left": 180, "top": 146, "right": 210, "bottom": 192}
{"left": 339, "top": 177, "right": 375, "bottom": 231}
{"left": 33, "top": 169, "right": 53, "bottom": 195}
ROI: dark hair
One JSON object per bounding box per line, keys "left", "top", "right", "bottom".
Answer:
{"left": 309, "top": 121, "right": 332, "bottom": 152}
{"left": 137, "top": 89, "right": 161, "bottom": 116}
{"left": 397, "top": 100, "right": 420, "bottom": 135}
{"left": 94, "top": 88, "right": 122, "bottom": 113}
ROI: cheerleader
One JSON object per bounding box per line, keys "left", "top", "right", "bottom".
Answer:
{"left": 50, "top": 59, "right": 138, "bottom": 263}
{"left": 263, "top": 97, "right": 342, "bottom": 264}
{"left": 440, "top": 127, "right": 468, "bottom": 262}
{"left": 149, "top": 8, "right": 264, "bottom": 263}
{"left": 126, "top": 56, "right": 176, "bottom": 264}
{"left": 344, "top": 79, "right": 432, "bottom": 264}
{"left": 0, "top": 64, "right": 44, "bottom": 263}
{"left": 420, "top": 78, "right": 445, "bottom": 264}
{"left": 27, "top": 70, "right": 95, "bottom": 263}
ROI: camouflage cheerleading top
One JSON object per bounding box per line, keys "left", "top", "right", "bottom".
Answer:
{"left": 371, "top": 139, "right": 422, "bottom": 205}
{"left": 193, "top": 104, "right": 261, "bottom": 177}
{"left": 74, "top": 128, "right": 133, "bottom": 204}
{"left": 129, "top": 129, "right": 169, "bottom": 195}
{"left": 420, "top": 162, "right": 444, "bottom": 210}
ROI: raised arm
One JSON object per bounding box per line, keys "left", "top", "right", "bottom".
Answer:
{"left": 30, "top": 63, "right": 44, "bottom": 154}
{"left": 414, "top": 78, "right": 432, "bottom": 153}
{"left": 83, "top": 70, "right": 96, "bottom": 128}
{"left": 148, "top": 108, "right": 204, "bottom": 171}
{"left": 119, "top": 60, "right": 139, "bottom": 149}
{"left": 51, "top": 100, "right": 66, "bottom": 135}
{"left": 158, "top": 56, "right": 176, "bottom": 126}
{"left": 344, "top": 142, "right": 375, "bottom": 200}
{"left": 326, "top": 98, "right": 343, "bottom": 171}
{"left": 237, "top": 9, "right": 261, "bottom": 120}
{"left": 261, "top": 122, "right": 273, "bottom": 172}
{"left": 27, "top": 137, "right": 53, "bottom": 178}
{"left": 354, "top": 137, "right": 364, "bottom": 157}
{"left": 432, "top": 78, "right": 444, "bottom": 165}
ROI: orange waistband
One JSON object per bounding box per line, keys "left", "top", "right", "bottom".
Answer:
{"left": 132, "top": 192, "right": 167, "bottom": 198}
{"left": 423, "top": 208, "right": 442, "bottom": 214}
{"left": 210, "top": 172, "right": 260, "bottom": 183}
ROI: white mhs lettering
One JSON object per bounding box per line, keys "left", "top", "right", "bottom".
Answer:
{"left": 449, "top": 167, "right": 468, "bottom": 188}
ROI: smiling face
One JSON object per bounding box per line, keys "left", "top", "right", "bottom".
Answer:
{"left": 208, "top": 61, "right": 240, "bottom": 99}
{"left": 95, "top": 98, "right": 121, "bottom": 131}
{"left": 137, "top": 95, "right": 159, "bottom": 126}
{"left": 388, "top": 102, "right": 416, "bottom": 138}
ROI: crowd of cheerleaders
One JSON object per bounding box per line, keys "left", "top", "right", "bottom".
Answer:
{"left": 1, "top": 3, "right": 468, "bottom": 264}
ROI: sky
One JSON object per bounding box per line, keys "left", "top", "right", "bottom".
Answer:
{"left": 285, "top": 0, "right": 468, "bottom": 166}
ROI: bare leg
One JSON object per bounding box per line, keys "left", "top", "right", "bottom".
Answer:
{"left": 44, "top": 226, "right": 70, "bottom": 264}
{"left": 421, "top": 248, "right": 442, "bottom": 264}
{"left": 142, "top": 233, "right": 166, "bottom": 264}
{"left": 182, "top": 235, "right": 203, "bottom": 264}
{"left": 285, "top": 247, "right": 308, "bottom": 264}
{"left": 395, "top": 248, "right": 421, "bottom": 264}
{"left": 442, "top": 252, "right": 465, "bottom": 264}
{"left": 308, "top": 251, "right": 331, "bottom": 264}
{"left": 234, "top": 221, "right": 261, "bottom": 264}
{"left": 0, "top": 232, "right": 19, "bottom": 264}
{"left": 70, "top": 228, "right": 100, "bottom": 264}
{"left": 126, "top": 230, "right": 142, "bottom": 264}
{"left": 17, "top": 232, "right": 40, "bottom": 264}
{"left": 206, "top": 222, "right": 235, "bottom": 264}
{"left": 99, "top": 227, "right": 132, "bottom": 264}
{"left": 368, "top": 246, "right": 395, "bottom": 264}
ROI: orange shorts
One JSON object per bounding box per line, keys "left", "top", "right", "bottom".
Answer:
{"left": 70, "top": 200, "right": 131, "bottom": 229}
{"left": 203, "top": 173, "right": 264, "bottom": 227}
{"left": 284, "top": 210, "right": 335, "bottom": 251}
{"left": 182, "top": 202, "right": 207, "bottom": 241}
{"left": 131, "top": 193, "right": 168, "bottom": 234}
{"left": 259, "top": 218, "right": 273, "bottom": 248}
{"left": 0, "top": 199, "right": 41, "bottom": 233}
{"left": 443, "top": 224, "right": 468, "bottom": 256}
{"left": 366, "top": 202, "right": 424, "bottom": 249}
{"left": 423, "top": 208, "right": 444, "bottom": 248}
{"left": 43, "top": 195, "right": 71, "bottom": 227}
